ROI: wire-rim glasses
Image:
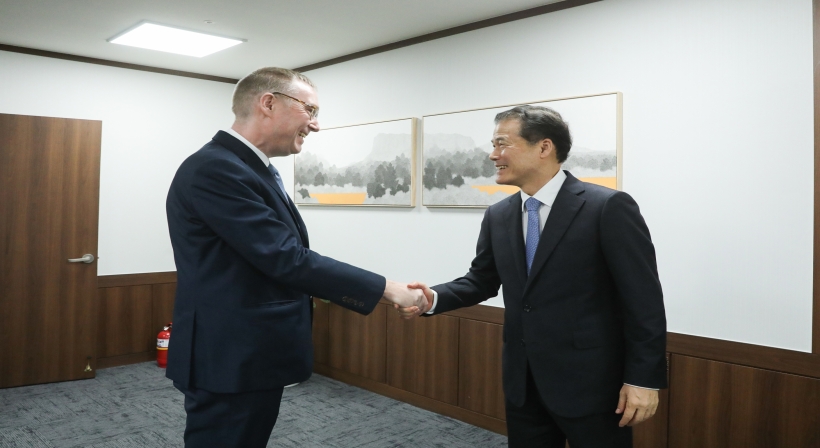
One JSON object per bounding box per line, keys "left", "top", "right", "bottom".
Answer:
{"left": 271, "top": 91, "right": 319, "bottom": 119}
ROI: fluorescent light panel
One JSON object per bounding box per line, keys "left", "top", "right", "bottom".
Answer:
{"left": 109, "top": 22, "right": 243, "bottom": 57}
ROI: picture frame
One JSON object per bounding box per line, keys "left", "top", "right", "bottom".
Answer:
{"left": 294, "top": 117, "right": 418, "bottom": 207}
{"left": 422, "top": 92, "right": 622, "bottom": 208}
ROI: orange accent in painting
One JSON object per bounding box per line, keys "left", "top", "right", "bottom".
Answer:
{"left": 471, "top": 185, "right": 520, "bottom": 195}
{"left": 578, "top": 177, "right": 617, "bottom": 189}
{"left": 310, "top": 192, "right": 367, "bottom": 205}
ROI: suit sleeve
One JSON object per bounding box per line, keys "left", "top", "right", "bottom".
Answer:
{"left": 600, "top": 191, "right": 667, "bottom": 389}
{"left": 188, "top": 157, "right": 385, "bottom": 313}
{"left": 429, "top": 207, "right": 502, "bottom": 315}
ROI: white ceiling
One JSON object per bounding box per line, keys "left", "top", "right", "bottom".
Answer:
{"left": 0, "top": 0, "right": 566, "bottom": 79}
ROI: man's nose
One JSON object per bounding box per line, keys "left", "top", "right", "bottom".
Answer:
{"left": 309, "top": 121, "right": 320, "bottom": 132}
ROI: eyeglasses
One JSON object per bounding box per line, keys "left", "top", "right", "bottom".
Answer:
{"left": 271, "top": 91, "right": 319, "bottom": 119}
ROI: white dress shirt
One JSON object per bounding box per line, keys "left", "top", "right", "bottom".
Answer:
{"left": 225, "top": 128, "right": 270, "bottom": 168}
{"left": 520, "top": 169, "right": 567, "bottom": 241}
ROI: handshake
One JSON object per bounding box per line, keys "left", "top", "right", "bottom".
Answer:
{"left": 381, "top": 280, "right": 434, "bottom": 320}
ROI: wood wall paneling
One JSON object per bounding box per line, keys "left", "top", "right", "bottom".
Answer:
{"left": 386, "top": 313, "right": 460, "bottom": 405}
{"left": 667, "top": 333, "right": 820, "bottom": 379}
{"left": 96, "top": 286, "right": 153, "bottom": 358}
{"left": 443, "top": 306, "right": 820, "bottom": 381}
{"left": 669, "top": 354, "right": 820, "bottom": 448}
{"left": 328, "top": 303, "right": 387, "bottom": 382}
{"left": 151, "top": 282, "right": 176, "bottom": 333}
{"left": 315, "top": 363, "right": 508, "bottom": 435}
{"left": 313, "top": 298, "right": 331, "bottom": 365}
{"left": 444, "top": 305, "right": 505, "bottom": 325}
{"left": 458, "top": 319, "right": 506, "bottom": 420}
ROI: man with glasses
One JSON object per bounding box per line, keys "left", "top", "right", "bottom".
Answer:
{"left": 165, "top": 67, "right": 428, "bottom": 447}
{"left": 405, "top": 106, "right": 666, "bottom": 448}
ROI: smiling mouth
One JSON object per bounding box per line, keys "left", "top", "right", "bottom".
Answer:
{"left": 298, "top": 132, "right": 307, "bottom": 138}
{"left": 496, "top": 165, "right": 507, "bottom": 171}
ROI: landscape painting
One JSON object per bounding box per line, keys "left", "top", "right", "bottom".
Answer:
{"left": 422, "top": 93, "right": 621, "bottom": 207}
{"left": 294, "top": 118, "right": 417, "bottom": 207}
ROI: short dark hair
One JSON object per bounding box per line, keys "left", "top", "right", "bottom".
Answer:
{"left": 494, "top": 105, "right": 572, "bottom": 163}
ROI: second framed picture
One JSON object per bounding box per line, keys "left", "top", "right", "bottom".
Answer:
{"left": 294, "top": 118, "right": 417, "bottom": 207}
{"left": 422, "top": 92, "right": 622, "bottom": 207}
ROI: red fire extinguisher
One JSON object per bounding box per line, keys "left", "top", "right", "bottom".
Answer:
{"left": 157, "top": 322, "right": 172, "bottom": 368}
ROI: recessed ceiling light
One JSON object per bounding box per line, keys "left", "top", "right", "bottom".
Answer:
{"left": 108, "top": 21, "right": 244, "bottom": 57}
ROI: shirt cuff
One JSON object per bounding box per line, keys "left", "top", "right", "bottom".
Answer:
{"left": 425, "top": 289, "right": 438, "bottom": 314}
{"left": 624, "top": 383, "right": 658, "bottom": 391}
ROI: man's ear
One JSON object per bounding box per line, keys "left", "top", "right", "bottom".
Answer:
{"left": 260, "top": 92, "right": 275, "bottom": 112}
{"left": 539, "top": 139, "right": 556, "bottom": 160}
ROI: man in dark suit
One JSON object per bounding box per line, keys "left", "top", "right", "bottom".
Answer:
{"left": 407, "top": 105, "right": 667, "bottom": 447}
{"left": 166, "top": 67, "right": 427, "bottom": 448}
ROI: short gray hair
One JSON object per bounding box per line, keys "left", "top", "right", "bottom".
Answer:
{"left": 231, "top": 67, "right": 315, "bottom": 120}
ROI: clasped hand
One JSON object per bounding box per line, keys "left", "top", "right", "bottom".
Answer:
{"left": 383, "top": 280, "right": 433, "bottom": 319}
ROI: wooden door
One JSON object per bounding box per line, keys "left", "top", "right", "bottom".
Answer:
{"left": 0, "top": 113, "right": 101, "bottom": 388}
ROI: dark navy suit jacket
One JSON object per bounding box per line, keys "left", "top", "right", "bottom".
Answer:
{"left": 428, "top": 172, "right": 667, "bottom": 418}
{"left": 165, "top": 131, "right": 385, "bottom": 393}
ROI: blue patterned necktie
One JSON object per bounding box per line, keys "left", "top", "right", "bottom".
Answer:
{"left": 267, "top": 164, "right": 288, "bottom": 199}
{"left": 525, "top": 197, "right": 542, "bottom": 274}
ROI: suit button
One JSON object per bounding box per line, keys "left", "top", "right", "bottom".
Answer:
{"left": 523, "top": 305, "right": 531, "bottom": 313}
{"left": 520, "top": 339, "right": 525, "bottom": 347}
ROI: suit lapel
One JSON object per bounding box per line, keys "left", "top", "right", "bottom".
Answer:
{"left": 524, "top": 173, "right": 586, "bottom": 294}
{"left": 212, "top": 131, "right": 308, "bottom": 245}
{"left": 503, "top": 194, "right": 529, "bottom": 286}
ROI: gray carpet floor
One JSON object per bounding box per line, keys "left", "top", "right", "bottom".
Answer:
{"left": 0, "top": 362, "right": 507, "bottom": 447}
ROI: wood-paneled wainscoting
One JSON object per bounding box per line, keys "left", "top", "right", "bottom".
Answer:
{"left": 96, "top": 274, "right": 820, "bottom": 447}
{"left": 96, "top": 272, "right": 176, "bottom": 369}
{"left": 314, "top": 300, "right": 820, "bottom": 448}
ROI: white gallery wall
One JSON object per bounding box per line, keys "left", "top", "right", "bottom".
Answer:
{"left": 0, "top": 0, "right": 812, "bottom": 352}
{"left": 294, "top": 0, "right": 815, "bottom": 352}
{"left": 0, "top": 50, "right": 235, "bottom": 275}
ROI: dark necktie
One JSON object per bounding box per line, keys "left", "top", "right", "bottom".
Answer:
{"left": 267, "top": 164, "right": 289, "bottom": 199}
{"left": 267, "top": 162, "right": 307, "bottom": 242}
{"left": 525, "top": 197, "right": 542, "bottom": 274}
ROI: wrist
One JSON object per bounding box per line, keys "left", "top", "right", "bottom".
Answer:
{"left": 383, "top": 280, "right": 400, "bottom": 300}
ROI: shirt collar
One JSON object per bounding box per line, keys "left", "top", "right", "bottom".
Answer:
{"left": 225, "top": 128, "right": 270, "bottom": 167}
{"left": 520, "top": 169, "right": 568, "bottom": 212}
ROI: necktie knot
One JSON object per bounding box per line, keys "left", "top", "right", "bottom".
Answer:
{"left": 525, "top": 197, "right": 542, "bottom": 212}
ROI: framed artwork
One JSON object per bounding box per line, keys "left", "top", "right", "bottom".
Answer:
{"left": 422, "top": 92, "right": 622, "bottom": 207}
{"left": 294, "top": 118, "right": 417, "bottom": 207}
